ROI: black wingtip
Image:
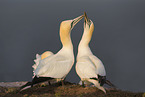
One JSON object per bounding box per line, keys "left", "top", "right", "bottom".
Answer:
{"left": 90, "top": 75, "right": 106, "bottom": 86}
{"left": 105, "top": 80, "right": 116, "bottom": 88}
{"left": 31, "top": 76, "right": 54, "bottom": 86}
{"left": 19, "top": 81, "right": 32, "bottom": 90}
{"left": 20, "top": 76, "right": 54, "bottom": 91}
{"left": 90, "top": 75, "right": 116, "bottom": 88}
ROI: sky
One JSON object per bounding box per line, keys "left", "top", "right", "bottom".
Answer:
{"left": 0, "top": 0, "right": 145, "bottom": 92}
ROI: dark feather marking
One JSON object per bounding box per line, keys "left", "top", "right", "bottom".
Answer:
{"left": 20, "top": 82, "right": 32, "bottom": 90}
{"left": 90, "top": 75, "right": 116, "bottom": 88}
{"left": 90, "top": 77, "right": 98, "bottom": 80}
{"left": 71, "top": 21, "right": 74, "bottom": 28}
{"left": 31, "top": 76, "right": 54, "bottom": 87}
{"left": 90, "top": 75, "right": 106, "bottom": 86}
{"left": 20, "top": 76, "right": 54, "bottom": 90}
{"left": 105, "top": 80, "right": 116, "bottom": 87}
{"left": 98, "top": 75, "right": 106, "bottom": 86}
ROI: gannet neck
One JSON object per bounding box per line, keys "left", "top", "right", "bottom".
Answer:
{"left": 77, "top": 23, "right": 94, "bottom": 58}
{"left": 59, "top": 29, "right": 73, "bottom": 49}
{"left": 79, "top": 20, "right": 94, "bottom": 46}
{"left": 59, "top": 20, "right": 73, "bottom": 49}
{"left": 58, "top": 29, "right": 73, "bottom": 57}
{"left": 79, "top": 31, "right": 92, "bottom": 47}
{"left": 77, "top": 45, "right": 92, "bottom": 58}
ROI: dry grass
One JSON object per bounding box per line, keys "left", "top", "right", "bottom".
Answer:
{"left": 0, "top": 81, "right": 143, "bottom": 97}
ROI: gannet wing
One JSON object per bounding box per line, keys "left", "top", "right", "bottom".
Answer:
{"left": 34, "top": 55, "right": 73, "bottom": 78}
{"left": 32, "top": 51, "right": 54, "bottom": 77}
{"left": 76, "top": 56, "right": 98, "bottom": 79}
{"left": 32, "top": 54, "right": 41, "bottom": 70}
{"left": 89, "top": 55, "right": 116, "bottom": 87}
{"left": 89, "top": 55, "right": 106, "bottom": 76}
{"left": 32, "top": 51, "right": 54, "bottom": 70}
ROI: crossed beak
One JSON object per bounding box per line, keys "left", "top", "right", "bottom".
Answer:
{"left": 71, "top": 15, "right": 84, "bottom": 29}
{"left": 84, "top": 12, "right": 91, "bottom": 25}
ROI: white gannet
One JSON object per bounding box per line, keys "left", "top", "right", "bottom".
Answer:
{"left": 20, "top": 14, "right": 84, "bottom": 90}
{"left": 76, "top": 12, "right": 115, "bottom": 93}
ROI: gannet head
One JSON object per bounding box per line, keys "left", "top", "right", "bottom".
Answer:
{"left": 59, "top": 15, "right": 84, "bottom": 47}
{"left": 78, "top": 12, "right": 94, "bottom": 46}
{"left": 60, "top": 15, "right": 84, "bottom": 33}
{"left": 84, "top": 12, "right": 94, "bottom": 36}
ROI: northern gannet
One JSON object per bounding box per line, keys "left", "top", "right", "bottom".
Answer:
{"left": 20, "top": 14, "right": 84, "bottom": 90}
{"left": 75, "top": 12, "right": 115, "bottom": 93}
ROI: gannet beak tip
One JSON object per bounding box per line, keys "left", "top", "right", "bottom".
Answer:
{"left": 84, "top": 12, "right": 87, "bottom": 17}
{"left": 84, "top": 12, "right": 88, "bottom": 22}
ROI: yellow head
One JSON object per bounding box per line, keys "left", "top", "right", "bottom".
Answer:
{"left": 59, "top": 15, "right": 84, "bottom": 47}
{"left": 79, "top": 12, "right": 94, "bottom": 46}
{"left": 84, "top": 12, "right": 94, "bottom": 39}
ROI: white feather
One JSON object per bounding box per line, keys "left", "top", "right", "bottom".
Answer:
{"left": 34, "top": 51, "right": 74, "bottom": 78}
{"left": 32, "top": 51, "right": 54, "bottom": 78}
{"left": 76, "top": 14, "right": 106, "bottom": 93}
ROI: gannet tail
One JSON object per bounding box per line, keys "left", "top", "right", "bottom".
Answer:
{"left": 19, "top": 82, "right": 32, "bottom": 91}
{"left": 90, "top": 76, "right": 116, "bottom": 88}
{"left": 20, "top": 76, "right": 54, "bottom": 91}
{"left": 31, "top": 76, "right": 54, "bottom": 87}
{"left": 105, "top": 80, "right": 116, "bottom": 88}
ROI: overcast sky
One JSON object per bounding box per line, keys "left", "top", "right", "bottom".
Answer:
{"left": 0, "top": 0, "right": 145, "bottom": 92}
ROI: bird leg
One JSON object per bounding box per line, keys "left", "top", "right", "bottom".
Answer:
{"left": 82, "top": 81, "right": 85, "bottom": 87}
{"left": 48, "top": 81, "right": 51, "bottom": 85}
{"left": 61, "top": 80, "right": 64, "bottom": 86}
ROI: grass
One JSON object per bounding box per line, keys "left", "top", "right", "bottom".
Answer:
{"left": 0, "top": 81, "right": 143, "bottom": 97}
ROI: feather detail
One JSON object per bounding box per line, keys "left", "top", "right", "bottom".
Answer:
{"left": 32, "top": 51, "right": 54, "bottom": 78}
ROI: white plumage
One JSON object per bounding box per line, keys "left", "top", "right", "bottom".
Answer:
{"left": 76, "top": 13, "right": 106, "bottom": 93}
{"left": 34, "top": 49, "right": 74, "bottom": 79}
{"left": 32, "top": 51, "right": 54, "bottom": 77}
{"left": 33, "top": 15, "right": 84, "bottom": 81}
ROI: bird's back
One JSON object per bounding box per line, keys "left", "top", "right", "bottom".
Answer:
{"left": 34, "top": 54, "right": 74, "bottom": 78}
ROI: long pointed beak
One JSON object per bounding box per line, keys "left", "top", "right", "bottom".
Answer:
{"left": 71, "top": 15, "right": 84, "bottom": 28}
{"left": 84, "top": 12, "right": 90, "bottom": 23}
